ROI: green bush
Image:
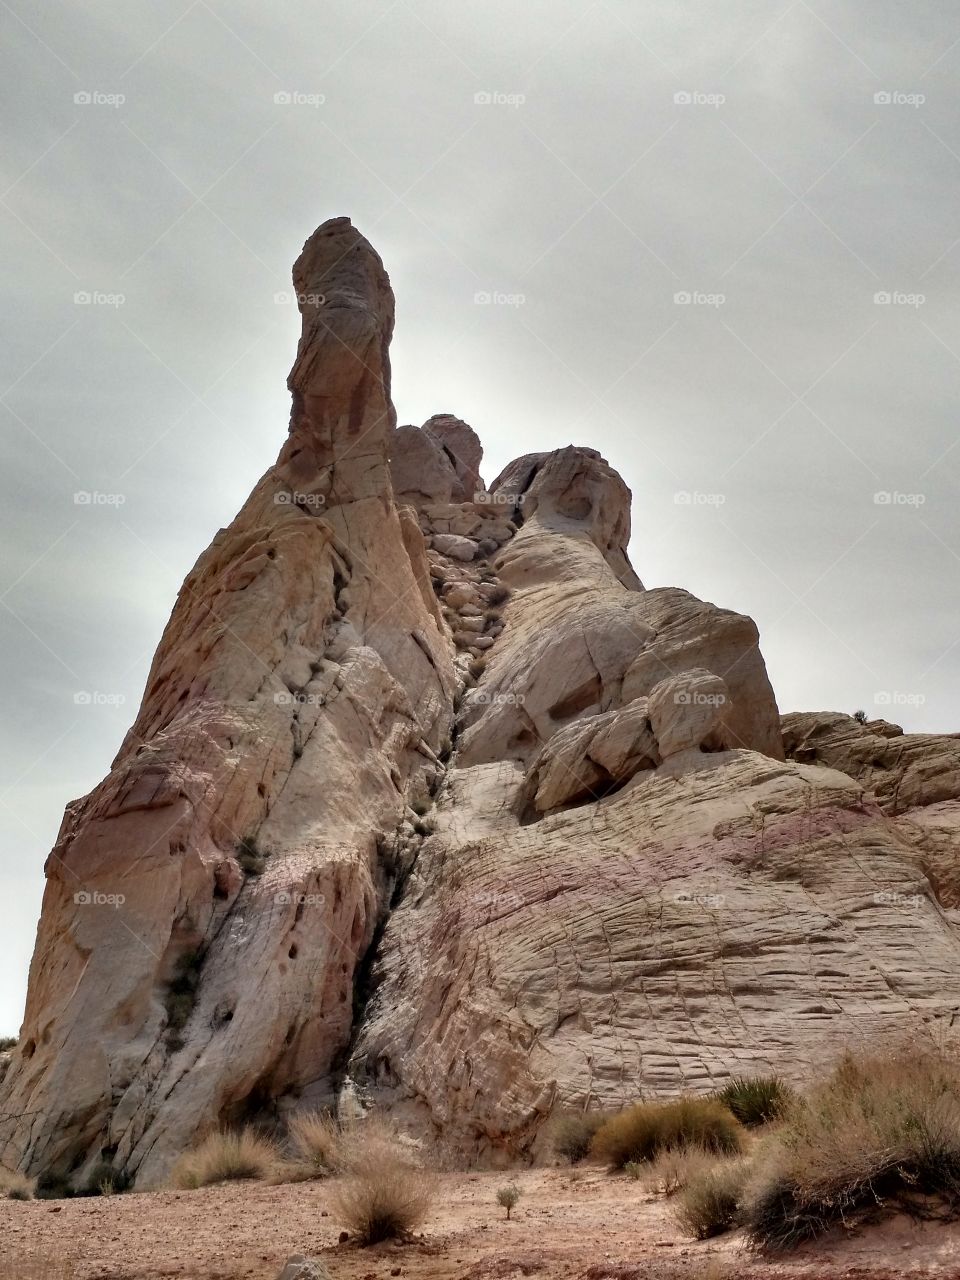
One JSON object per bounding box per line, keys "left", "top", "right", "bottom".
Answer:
{"left": 716, "top": 1076, "right": 793, "bottom": 1128}
{"left": 550, "top": 1110, "right": 607, "bottom": 1163}
{"left": 496, "top": 1183, "right": 521, "bottom": 1219}
{"left": 743, "top": 1049, "right": 960, "bottom": 1251}
{"left": 591, "top": 1097, "right": 744, "bottom": 1169}
{"left": 675, "top": 1160, "right": 748, "bottom": 1239}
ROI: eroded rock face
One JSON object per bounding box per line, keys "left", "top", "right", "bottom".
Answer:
{"left": 0, "top": 218, "right": 454, "bottom": 1189}
{"left": 4, "top": 219, "right": 959, "bottom": 1187}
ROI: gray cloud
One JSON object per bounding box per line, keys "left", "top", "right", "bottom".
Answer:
{"left": 2, "top": 0, "right": 959, "bottom": 1031}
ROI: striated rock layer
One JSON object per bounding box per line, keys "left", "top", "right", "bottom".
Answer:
{"left": 3, "top": 218, "right": 960, "bottom": 1186}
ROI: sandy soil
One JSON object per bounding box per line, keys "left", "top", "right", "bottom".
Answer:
{"left": 2, "top": 1167, "right": 960, "bottom": 1280}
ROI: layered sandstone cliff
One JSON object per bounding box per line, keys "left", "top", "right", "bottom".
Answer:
{"left": 2, "top": 218, "right": 959, "bottom": 1188}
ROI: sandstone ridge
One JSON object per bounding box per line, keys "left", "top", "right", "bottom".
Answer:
{"left": 2, "top": 218, "right": 959, "bottom": 1186}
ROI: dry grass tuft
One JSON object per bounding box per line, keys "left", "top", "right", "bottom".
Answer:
{"left": 170, "top": 1127, "right": 280, "bottom": 1189}
{"left": 331, "top": 1130, "right": 435, "bottom": 1245}
{"left": 0, "top": 1165, "right": 35, "bottom": 1200}
{"left": 285, "top": 1110, "right": 342, "bottom": 1181}
{"left": 743, "top": 1047, "right": 960, "bottom": 1251}
{"left": 591, "top": 1098, "right": 743, "bottom": 1169}
{"left": 674, "top": 1159, "right": 749, "bottom": 1239}
{"left": 641, "top": 1146, "right": 713, "bottom": 1197}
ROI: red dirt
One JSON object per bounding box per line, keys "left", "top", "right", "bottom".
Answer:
{"left": 2, "top": 1167, "right": 959, "bottom": 1280}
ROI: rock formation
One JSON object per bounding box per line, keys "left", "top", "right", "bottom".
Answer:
{"left": 2, "top": 217, "right": 960, "bottom": 1187}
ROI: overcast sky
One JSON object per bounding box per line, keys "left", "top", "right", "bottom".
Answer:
{"left": 2, "top": 0, "right": 959, "bottom": 1032}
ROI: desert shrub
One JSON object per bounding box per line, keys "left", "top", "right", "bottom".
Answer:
{"left": 81, "top": 1159, "right": 130, "bottom": 1197}
{"left": 486, "top": 585, "right": 510, "bottom": 606}
{"left": 550, "top": 1109, "right": 608, "bottom": 1163}
{"left": 743, "top": 1048, "right": 960, "bottom": 1251}
{"left": 170, "top": 1127, "right": 280, "bottom": 1189}
{"left": 237, "top": 835, "right": 266, "bottom": 876}
{"left": 591, "top": 1098, "right": 744, "bottom": 1169}
{"left": 496, "top": 1183, "right": 521, "bottom": 1218}
{"left": 286, "top": 1110, "right": 342, "bottom": 1180}
{"left": 641, "top": 1146, "right": 712, "bottom": 1197}
{"left": 853, "top": 709, "right": 869, "bottom": 724}
{"left": 0, "top": 1166, "right": 35, "bottom": 1200}
{"left": 468, "top": 657, "right": 487, "bottom": 680}
{"left": 623, "top": 1160, "right": 643, "bottom": 1180}
{"left": 332, "top": 1157, "right": 434, "bottom": 1244}
{"left": 0, "top": 1036, "right": 17, "bottom": 1051}
{"left": 675, "top": 1160, "right": 748, "bottom": 1239}
{"left": 716, "top": 1076, "right": 793, "bottom": 1128}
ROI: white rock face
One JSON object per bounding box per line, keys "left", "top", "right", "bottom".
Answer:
{"left": 3, "top": 220, "right": 960, "bottom": 1189}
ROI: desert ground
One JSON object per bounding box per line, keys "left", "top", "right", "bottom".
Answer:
{"left": 3, "top": 1166, "right": 960, "bottom": 1280}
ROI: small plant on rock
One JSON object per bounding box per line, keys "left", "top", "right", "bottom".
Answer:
{"left": 237, "top": 835, "right": 266, "bottom": 876}
{"left": 853, "top": 709, "right": 869, "bottom": 724}
{"left": 496, "top": 1183, "right": 521, "bottom": 1219}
